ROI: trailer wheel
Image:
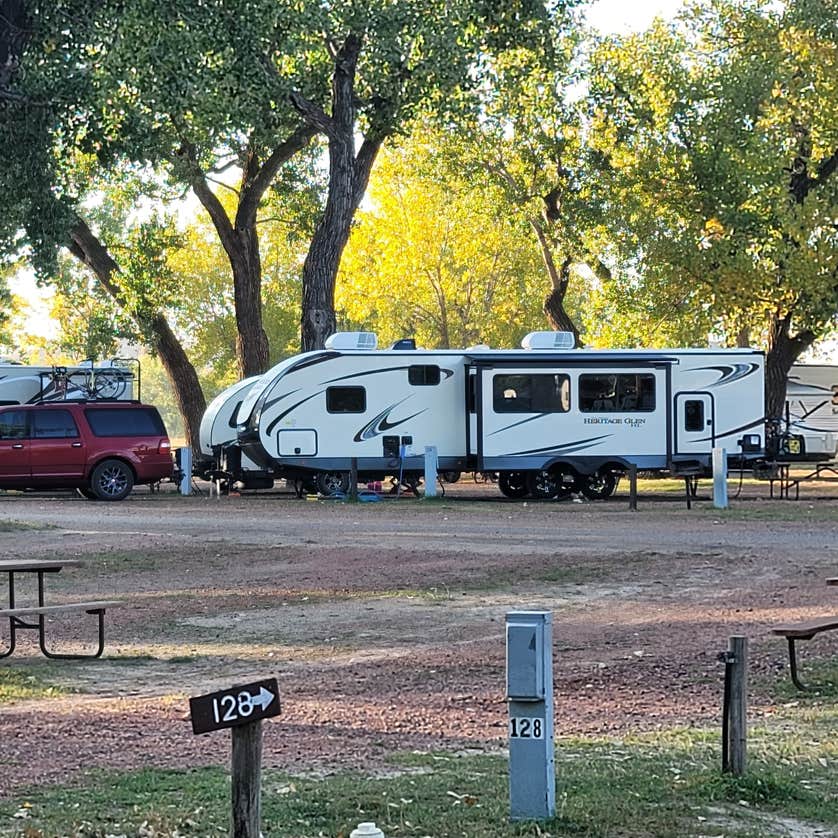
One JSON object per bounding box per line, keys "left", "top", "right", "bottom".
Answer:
{"left": 580, "top": 471, "right": 619, "bottom": 500}
{"left": 315, "top": 471, "right": 351, "bottom": 495}
{"left": 498, "top": 471, "right": 529, "bottom": 498}
{"left": 527, "top": 469, "right": 559, "bottom": 499}
{"left": 528, "top": 467, "right": 577, "bottom": 500}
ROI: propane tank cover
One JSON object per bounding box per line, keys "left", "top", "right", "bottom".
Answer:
{"left": 350, "top": 823, "right": 385, "bottom": 838}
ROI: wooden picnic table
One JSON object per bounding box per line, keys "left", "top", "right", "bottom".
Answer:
{"left": 0, "top": 558, "right": 84, "bottom": 608}
{"left": 771, "top": 576, "right": 838, "bottom": 689}
{"left": 0, "top": 558, "right": 120, "bottom": 659}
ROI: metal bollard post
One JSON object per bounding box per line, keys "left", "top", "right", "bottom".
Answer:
{"left": 713, "top": 447, "right": 728, "bottom": 509}
{"left": 424, "top": 446, "right": 438, "bottom": 498}
{"left": 178, "top": 447, "right": 193, "bottom": 496}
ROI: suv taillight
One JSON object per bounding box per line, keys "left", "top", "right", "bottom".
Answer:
{"left": 158, "top": 439, "right": 171, "bottom": 453}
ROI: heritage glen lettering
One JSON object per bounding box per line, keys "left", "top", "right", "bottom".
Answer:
{"left": 584, "top": 417, "right": 647, "bottom": 427}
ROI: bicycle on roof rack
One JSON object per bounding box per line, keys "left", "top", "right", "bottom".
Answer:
{"left": 38, "top": 362, "right": 132, "bottom": 402}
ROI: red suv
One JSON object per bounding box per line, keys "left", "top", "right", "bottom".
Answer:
{"left": 0, "top": 401, "right": 173, "bottom": 501}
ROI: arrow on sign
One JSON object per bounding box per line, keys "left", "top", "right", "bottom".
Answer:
{"left": 189, "top": 678, "right": 281, "bottom": 735}
{"left": 253, "top": 685, "right": 275, "bottom": 710}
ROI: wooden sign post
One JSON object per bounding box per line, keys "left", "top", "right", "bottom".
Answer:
{"left": 189, "top": 678, "right": 281, "bottom": 838}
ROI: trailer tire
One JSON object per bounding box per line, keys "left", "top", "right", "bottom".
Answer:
{"left": 498, "top": 471, "right": 529, "bottom": 498}
{"left": 580, "top": 471, "right": 618, "bottom": 500}
{"left": 315, "top": 471, "right": 351, "bottom": 496}
{"left": 528, "top": 467, "right": 577, "bottom": 500}
{"left": 526, "top": 469, "right": 561, "bottom": 499}
{"left": 440, "top": 471, "right": 461, "bottom": 483}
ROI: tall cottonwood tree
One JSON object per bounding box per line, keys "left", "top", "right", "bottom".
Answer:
{"left": 289, "top": 2, "right": 567, "bottom": 349}
{"left": 337, "top": 139, "right": 548, "bottom": 349}
{"left": 439, "top": 11, "right": 597, "bottom": 345}
{"left": 588, "top": 0, "right": 838, "bottom": 416}
{"left": 0, "top": 3, "right": 207, "bottom": 446}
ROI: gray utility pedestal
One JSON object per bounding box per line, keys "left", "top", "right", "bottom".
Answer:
{"left": 506, "top": 611, "right": 555, "bottom": 821}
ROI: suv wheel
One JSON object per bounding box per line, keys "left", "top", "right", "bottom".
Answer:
{"left": 90, "top": 459, "right": 135, "bottom": 501}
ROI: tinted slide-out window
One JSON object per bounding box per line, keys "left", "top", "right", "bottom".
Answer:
{"left": 85, "top": 407, "right": 165, "bottom": 437}
{"left": 493, "top": 374, "right": 570, "bottom": 413}
{"left": 579, "top": 373, "right": 656, "bottom": 412}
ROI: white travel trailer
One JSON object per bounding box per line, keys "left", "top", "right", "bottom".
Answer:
{"left": 784, "top": 364, "right": 838, "bottom": 459}
{"left": 201, "top": 332, "right": 771, "bottom": 498}
{"left": 0, "top": 360, "right": 136, "bottom": 405}
{"left": 197, "top": 376, "right": 269, "bottom": 484}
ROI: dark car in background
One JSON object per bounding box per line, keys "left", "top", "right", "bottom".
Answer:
{"left": 0, "top": 401, "right": 173, "bottom": 500}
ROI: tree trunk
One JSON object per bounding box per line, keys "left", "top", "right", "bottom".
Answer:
{"left": 529, "top": 219, "right": 582, "bottom": 347}
{"left": 765, "top": 312, "right": 815, "bottom": 420}
{"left": 229, "top": 223, "right": 270, "bottom": 378}
{"left": 191, "top": 157, "right": 270, "bottom": 378}
{"left": 186, "top": 126, "right": 316, "bottom": 374}
{"left": 67, "top": 216, "right": 206, "bottom": 449}
{"left": 294, "top": 35, "right": 381, "bottom": 351}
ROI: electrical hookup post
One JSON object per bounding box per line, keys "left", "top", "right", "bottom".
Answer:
{"left": 506, "top": 611, "right": 555, "bottom": 821}
{"left": 189, "top": 678, "right": 281, "bottom": 838}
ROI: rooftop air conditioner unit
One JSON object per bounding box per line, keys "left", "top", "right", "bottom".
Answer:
{"left": 521, "top": 331, "right": 575, "bottom": 350}
{"left": 324, "top": 331, "right": 378, "bottom": 351}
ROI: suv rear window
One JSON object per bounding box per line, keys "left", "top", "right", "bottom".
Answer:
{"left": 84, "top": 407, "right": 165, "bottom": 437}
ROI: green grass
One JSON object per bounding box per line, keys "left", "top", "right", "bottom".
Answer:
{"left": 0, "top": 519, "right": 53, "bottom": 532}
{"left": 0, "top": 669, "right": 66, "bottom": 704}
{"left": 759, "top": 657, "right": 838, "bottom": 702}
{"left": 2, "top": 717, "right": 836, "bottom": 838}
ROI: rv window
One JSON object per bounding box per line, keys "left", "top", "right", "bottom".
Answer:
{"left": 408, "top": 365, "right": 441, "bottom": 386}
{"left": 493, "top": 374, "right": 570, "bottom": 413}
{"left": 326, "top": 386, "right": 366, "bottom": 413}
{"left": 579, "top": 373, "right": 656, "bottom": 412}
{"left": 684, "top": 400, "right": 705, "bottom": 431}
{"left": 32, "top": 409, "right": 79, "bottom": 439}
{"left": 0, "top": 410, "right": 27, "bottom": 439}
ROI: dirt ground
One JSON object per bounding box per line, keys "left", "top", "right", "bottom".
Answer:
{"left": 1, "top": 476, "right": 838, "bottom": 797}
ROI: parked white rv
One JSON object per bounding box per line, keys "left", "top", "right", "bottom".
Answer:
{"left": 201, "top": 332, "right": 772, "bottom": 498}
{"left": 197, "top": 376, "right": 267, "bottom": 482}
{"left": 785, "top": 364, "right": 838, "bottom": 459}
{"left": 0, "top": 360, "right": 135, "bottom": 405}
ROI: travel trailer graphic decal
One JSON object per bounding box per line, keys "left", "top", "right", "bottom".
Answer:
{"left": 261, "top": 389, "right": 302, "bottom": 415}
{"left": 505, "top": 434, "right": 613, "bottom": 457}
{"left": 697, "top": 363, "right": 760, "bottom": 387}
{"left": 322, "top": 366, "right": 455, "bottom": 384}
{"left": 488, "top": 413, "right": 551, "bottom": 436}
{"left": 353, "top": 397, "right": 427, "bottom": 442}
{"left": 264, "top": 391, "right": 323, "bottom": 436}
{"left": 684, "top": 416, "right": 765, "bottom": 445}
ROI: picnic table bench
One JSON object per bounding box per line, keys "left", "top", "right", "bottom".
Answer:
{"left": 771, "top": 578, "right": 838, "bottom": 690}
{"left": 0, "top": 559, "right": 122, "bottom": 659}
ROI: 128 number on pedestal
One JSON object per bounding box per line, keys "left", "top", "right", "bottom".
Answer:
{"left": 509, "top": 717, "right": 544, "bottom": 739}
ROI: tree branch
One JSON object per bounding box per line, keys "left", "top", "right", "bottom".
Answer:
{"left": 176, "top": 142, "right": 238, "bottom": 257}
{"left": 238, "top": 122, "right": 318, "bottom": 226}
{"left": 290, "top": 90, "right": 338, "bottom": 140}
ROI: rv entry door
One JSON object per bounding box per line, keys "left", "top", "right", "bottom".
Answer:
{"left": 467, "top": 367, "right": 478, "bottom": 457}
{"left": 675, "top": 392, "right": 715, "bottom": 456}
